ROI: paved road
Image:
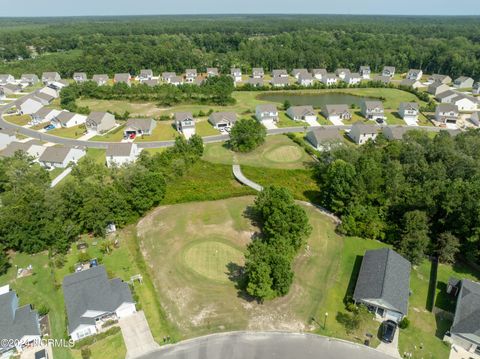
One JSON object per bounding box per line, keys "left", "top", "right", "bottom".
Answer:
{"left": 138, "top": 331, "right": 396, "bottom": 359}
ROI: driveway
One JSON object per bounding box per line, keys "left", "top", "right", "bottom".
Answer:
{"left": 329, "top": 118, "right": 344, "bottom": 126}
{"left": 119, "top": 311, "right": 160, "bottom": 359}
{"left": 305, "top": 117, "right": 321, "bottom": 127}
{"left": 403, "top": 118, "right": 419, "bottom": 126}
{"left": 376, "top": 328, "right": 401, "bottom": 359}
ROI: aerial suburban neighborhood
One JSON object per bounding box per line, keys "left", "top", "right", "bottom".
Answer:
{"left": 0, "top": 7, "right": 479, "bottom": 359}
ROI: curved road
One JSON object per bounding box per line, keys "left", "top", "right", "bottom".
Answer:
{"left": 137, "top": 331, "right": 395, "bottom": 359}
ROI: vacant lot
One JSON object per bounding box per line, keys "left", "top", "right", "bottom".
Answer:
{"left": 203, "top": 135, "right": 314, "bottom": 170}
{"left": 138, "top": 196, "right": 344, "bottom": 338}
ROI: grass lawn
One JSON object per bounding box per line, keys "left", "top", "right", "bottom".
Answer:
{"left": 137, "top": 196, "right": 344, "bottom": 338}
{"left": 48, "top": 167, "right": 65, "bottom": 181}
{"left": 4, "top": 114, "right": 30, "bottom": 126}
{"left": 71, "top": 331, "right": 126, "bottom": 359}
{"left": 90, "top": 124, "right": 126, "bottom": 142}
{"left": 135, "top": 122, "right": 178, "bottom": 142}
{"left": 195, "top": 119, "right": 220, "bottom": 137}
{"left": 202, "top": 135, "right": 314, "bottom": 170}
{"left": 48, "top": 125, "right": 86, "bottom": 139}
{"left": 76, "top": 99, "right": 167, "bottom": 117}
{"left": 277, "top": 112, "right": 307, "bottom": 128}
{"left": 83, "top": 148, "right": 106, "bottom": 164}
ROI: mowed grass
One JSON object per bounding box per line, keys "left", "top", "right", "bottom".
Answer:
{"left": 71, "top": 331, "right": 126, "bottom": 359}
{"left": 48, "top": 124, "right": 86, "bottom": 139}
{"left": 202, "top": 135, "right": 314, "bottom": 170}
{"left": 76, "top": 98, "right": 168, "bottom": 117}
{"left": 135, "top": 122, "right": 178, "bottom": 142}
{"left": 137, "top": 196, "right": 344, "bottom": 338}
{"left": 4, "top": 114, "right": 30, "bottom": 126}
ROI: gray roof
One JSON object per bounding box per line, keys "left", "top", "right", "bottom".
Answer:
{"left": 350, "top": 121, "right": 380, "bottom": 135}
{"left": 209, "top": 112, "right": 237, "bottom": 125}
{"left": 32, "top": 107, "right": 54, "bottom": 118}
{"left": 125, "top": 118, "right": 156, "bottom": 132}
{"left": 106, "top": 143, "right": 134, "bottom": 157}
{"left": 382, "top": 126, "right": 411, "bottom": 140}
{"left": 143, "top": 79, "right": 159, "bottom": 87}
{"left": 312, "top": 69, "right": 327, "bottom": 76}
{"left": 0, "top": 74, "right": 13, "bottom": 81}
{"left": 207, "top": 68, "right": 219, "bottom": 75}
{"left": 451, "top": 279, "right": 480, "bottom": 344}
{"left": 360, "top": 66, "right": 371, "bottom": 71}
{"left": 272, "top": 69, "right": 288, "bottom": 77}
{"left": 56, "top": 111, "right": 76, "bottom": 122}
{"left": 299, "top": 72, "right": 314, "bottom": 81}
{"left": 35, "top": 91, "right": 55, "bottom": 102}
{"left": 436, "top": 90, "right": 458, "bottom": 100}
{"left": 1, "top": 140, "right": 42, "bottom": 157}
{"left": 324, "top": 104, "right": 350, "bottom": 116}
{"left": 400, "top": 79, "right": 420, "bottom": 87}
{"left": 63, "top": 265, "right": 134, "bottom": 334}
{"left": 288, "top": 105, "right": 315, "bottom": 118}
{"left": 87, "top": 112, "right": 113, "bottom": 126}
{"left": 336, "top": 68, "right": 351, "bottom": 75}
{"left": 309, "top": 127, "right": 342, "bottom": 142}
{"left": 429, "top": 74, "right": 451, "bottom": 82}
{"left": 42, "top": 72, "right": 60, "bottom": 80}
{"left": 247, "top": 78, "right": 264, "bottom": 86}
{"left": 73, "top": 72, "right": 87, "bottom": 80}
{"left": 373, "top": 75, "right": 391, "bottom": 84}
{"left": 39, "top": 146, "right": 73, "bottom": 163}
{"left": 162, "top": 72, "right": 176, "bottom": 79}
{"left": 92, "top": 74, "right": 109, "bottom": 82}
{"left": 140, "top": 69, "right": 153, "bottom": 77}
{"left": 114, "top": 73, "right": 130, "bottom": 83}
{"left": 252, "top": 68, "right": 264, "bottom": 75}
{"left": 21, "top": 74, "right": 39, "bottom": 81}
{"left": 399, "top": 102, "right": 419, "bottom": 111}
{"left": 0, "top": 290, "right": 40, "bottom": 349}
{"left": 292, "top": 68, "right": 308, "bottom": 76}
{"left": 383, "top": 66, "right": 396, "bottom": 72}
{"left": 436, "top": 103, "right": 459, "bottom": 113}
{"left": 256, "top": 104, "right": 277, "bottom": 113}
{"left": 353, "top": 248, "right": 411, "bottom": 316}
{"left": 185, "top": 69, "right": 197, "bottom": 76}
{"left": 364, "top": 101, "right": 384, "bottom": 111}
{"left": 2, "top": 83, "right": 21, "bottom": 92}
{"left": 174, "top": 112, "right": 194, "bottom": 122}
{"left": 271, "top": 77, "right": 289, "bottom": 86}
{"left": 455, "top": 76, "right": 473, "bottom": 83}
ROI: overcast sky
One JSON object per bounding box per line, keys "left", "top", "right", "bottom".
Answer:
{"left": 1, "top": 0, "right": 479, "bottom": 17}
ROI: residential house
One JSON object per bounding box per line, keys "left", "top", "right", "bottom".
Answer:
{"left": 292, "top": 69, "right": 308, "bottom": 79}
{"left": 400, "top": 79, "right": 423, "bottom": 89}
{"left": 454, "top": 76, "right": 475, "bottom": 89}
{"left": 143, "top": 79, "right": 159, "bottom": 87}
{"left": 406, "top": 69, "right": 423, "bottom": 81}
{"left": 446, "top": 279, "right": 480, "bottom": 356}
{"left": 373, "top": 75, "right": 391, "bottom": 85}
{"left": 169, "top": 76, "right": 183, "bottom": 86}
{"left": 0, "top": 285, "right": 41, "bottom": 356}
{"left": 344, "top": 73, "right": 362, "bottom": 85}
{"left": 33, "top": 91, "right": 55, "bottom": 105}
{"left": 230, "top": 68, "right": 242, "bottom": 83}
{"left": 92, "top": 74, "right": 109, "bottom": 86}
{"left": 306, "top": 127, "right": 343, "bottom": 151}
{"left": 208, "top": 112, "right": 237, "bottom": 130}
{"left": 114, "top": 73, "right": 131, "bottom": 86}
{"left": 39, "top": 146, "right": 86, "bottom": 169}
{"left": 272, "top": 69, "right": 288, "bottom": 78}
{"left": 85, "top": 112, "right": 116, "bottom": 134}
{"left": 435, "top": 104, "right": 459, "bottom": 125}
{"left": 39, "top": 86, "right": 59, "bottom": 99}
{"left": 247, "top": 78, "right": 264, "bottom": 88}
{"left": 1, "top": 140, "right": 45, "bottom": 159}
{"left": 0, "top": 129, "right": 16, "bottom": 150}
{"left": 436, "top": 90, "right": 463, "bottom": 103}
{"left": 298, "top": 72, "right": 314, "bottom": 86}
{"left": 185, "top": 69, "right": 197, "bottom": 83}
{"left": 255, "top": 104, "right": 279, "bottom": 127}
{"left": 0, "top": 83, "right": 22, "bottom": 96}
{"left": 175, "top": 112, "right": 196, "bottom": 139}
{"left": 252, "top": 68, "right": 264, "bottom": 79}
{"left": 428, "top": 74, "right": 452, "bottom": 85}
{"left": 139, "top": 69, "right": 153, "bottom": 82}
{"left": 382, "top": 126, "right": 411, "bottom": 141}
{"left": 124, "top": 118, "right": 157, "bottom": 137}
{"left": 52, "top": 111, "right": 87, "bottom": 128}
{"left": 398, "top": 102, "right": 420, "bottom": 123}
{"left": 31, "top": 107, "right": 61, "bottom": 125}
{"left": 470, "top": 112, "right": 480, "bottom": 126}
{"left": 335, "top": 68, "right": 350, "bottom": 80}
{"left": 20, "top": 74, "right": 39, "bottom": 86}
{"left": 322, "top": 74, "right": 338, "bottom": 86}
{"left": 41, "top": 72, "right": 61, "bottom": 84}
{"left": 348, "top": 122, "right": 379, "bottom": 145}
{"left": 428, "top": 82, "right": 450, "bottom": 96}
{"left": 359, "top": 66, "right": 371, "bottom": 79}
{"left": 161, "top": 72, "right": 176, "bottom": 83}
{"left": 206, "top": 68, "right": 219, "bottom": 77}
{"left": 452, "top": 94, "right": 478, "bottom": 112}
{"left": 353, "top": 248, "right": 411, "bottom": 322}
{"left": 382, "top": 66, "right": 396, "bottom": 77}
{"left": 17, "top": 97, "right": 43, "bottom": 115}
{"left": 286, "top": 106, "right": 316, "bottom": 122}
{"left": 312, "top": 69, "right": 327, "bottom": 80}
{"left": 322, "top": 104, "right": 352, "bottom": 123}
{"left": 473, "top": 82, "right": 480, "bottom": 95}
{"left": 106, "top": 143, "right": 141, "bottom": 167}
{"left": 0, "top": 74, "right": 14, "bottom": 85}
{"left": 63, "top": 266, "right": 136, "bottom": 342}
{"left": 361, "top": 100, "right": 386, "bottom": 120}
{"left": 271, "top": 76, "right": 289, "bottom": 88}
{"left": 73, "top": 72, "right": 87, "bottom": 83}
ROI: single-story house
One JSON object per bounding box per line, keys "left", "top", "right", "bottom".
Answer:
{"left": 306, "top": 127, "right": 343, "bottom": 151}
{"left": 139, "top": 69, "right": 153, "bottom": 81}
{"left": 0, "top": 129, "right": 16, "bottom": 150}
{"left": 41, "top": 72, "right": 61, "bottom": 84}
{"left": 348, "top": 122, "right": 379, "bottom": 145}
{"left": 31, "top": 107, "right": 61, "bottom": 124}
{"left": 247, "top": 78, "right": 264, "bottom": 87}
{"left": 162, "top": 72, "right": 176, "bottom": 83}
{"left": 0, "top": 74, "right": 15, "bottom": 85}
{"left": 272, "top": 69, "right": 288, "bottom": 78}
{"left": 382, "top": 66, "right": 396, "bottom": 77}
{"left": 39, "top": 86, "right": 59, "bottom": 99}
{"left": 373, "top": 75, "right": 391, "bottom": 85}
{"left": 271, "top": 76, "right": 289, "bottom": 88}
{"left": 298, "top": 72, "right": 314, "bottom": 86}
{"left": 470, "top": 112, "right": 480, "bottom": 126}
{"left": 452, "top": 94, "right": 478, "bottom": 112}
{"left": 114, "top": 73, "right": 131, "bottom": 86}
{"left": 206, "top": 68, "right": 219, "bottom": 77}
{"left": 106, "top": 143, "right": 141, "bottom": 167}
{"left": 406, "top": 69, "right": 423, "bottom": 81}
{"left": 361, "top": 100, "right": 386, "bottom": 120}
{"left": 185, "top": 69, "right": 197, "bottom": 83}
{"left": 1, "top": 140, "right": 45, "bottom": 159}
{"left": 344, "top": 73, "right": 362, "bottom": 85}
{"left": 353, "top": 248, "right": 411, "bottom": 322}
{"left": 124, "top": 118, "right": 157, "bottom": 137}
{"left": 73, "top": 72, "right": 87, "bottom": 83}
{"left": 52, "top": 111, "right": 87, "bottom": 128}
{"left": 286, "top": 105, "right": 316, "bottom": 122}
{"left": 454, "top": 76, "right": 474, "bottom": 89}
{"left": 92, "top": 74, "right": 109, "bottom": 86}
{"left": 398, "top": 102, "right": 419, "bottom": 123}
{"left": 335, "top": 68, "right": 350, "bottom": 80}
{"left": 143, "top": 79, "right": 159, "bottom": 87}
{"left": 436, "top": 90, "right": 463, "bottom": 103}
{"left": 359, "top": 66, "right": 371, "bottom": 79}
{"left": 382, "top": 126, "right": 411, "bottom": 141}
{"left": 428, "top": 74, "right": 452, "bottom": 85}
{"left": 175, "top": 112, "right": 196, "bottom": 139}
{"left": 208, "top": 112, "right": 237, "bottom": 130}
{"left": 321, "top": 74, "right": 338, "bottom": 86}
{"left": 85, "top": 112, "right": 116, "bottom": 134}
{"left": 252, "top": 68, "right": 265, "bottom": 79}
{"left": 169, "top": 76, "right": 183, "bottom": 86}
{"left": 428, "top": 82, "right": 450, "bottom": 96}
{"left": 39, "top": 146, "right": 86, "bottom": 169}
{"left": 322, "top": 104, "right": 352, "bottom": 122}
{"left": 230, "top": 68, "right": 242, "bottom": 83}
{"left": 400, "top": 79, "right": 423, "bottom": 89}
{"left": 292, "top": 69, "right": 309, "bottom": 79}
{"left": 312, "top": 69, "right": 327, "bottom": 80}
{"left": 435, "top": 104, "right": 459, "bottom": 125}
{"left": 0, "top": 285, "right": 41, "bottom": 355}
{"left": 0, "top": 83, "right": 22, "bottom": 96}
{"left": 473, "top": 82, "right": 480, "bottom": 95}
{"left": 447, "top": 279, "right": 480, "bottom": 356}
{"left": 63, "top": 265, "right": 136, "bottom": 342}
{"left": 17, "top": 97, "right": 43, "bottom": 115}
{"left": 20, "top": 74, "right": 39, "bottom": 86}
{"left": 33, "top": 91, "right": 55, "bottom": 105}
{"left": 255, "top": 104, "right": 279, "bottom": 127}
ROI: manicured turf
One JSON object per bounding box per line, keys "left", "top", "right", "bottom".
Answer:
{"left": 71, "top": 331, "right": 126, "bottom": 359}
{"left": 90, "top": 124, "right": 126, "bottom": 142}
{"left": 202, "top": 135, "right": 314, "bottom": 170}
{"left": 48, "top": 125, "right": 86, "bottom": 139}
{"left": 195, "top": 119, "right": 220, "bottom": 136}
{"left": 3, "top": 114, "right": 30, "bottom": 126}
{"left": 135, "top": 122, "right": 178, "bottom": 142}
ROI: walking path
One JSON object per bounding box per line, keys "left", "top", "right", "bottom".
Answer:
{"left": 50, "top": 167, "right": 72, "bottom": 188}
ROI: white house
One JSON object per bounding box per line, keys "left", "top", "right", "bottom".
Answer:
{"left": 321, "top": 74, "right": 338, "bottom": 86}
{"left": 124, "top": 118, "right": 157, "bottom": 137}
{"left": 106, "top": 143, "right": 141, "bottom": 167}
{"left": 206, "top": 68, "right": 219, "bottom": 77}
{"left": 271, "top": 77, "right": 289, "bottom": 88}
{"left": 252, "top": 68, "right": 264, "bottom": 79}
{"left": 85, "top": 112, "right": 117, "bottom": 134}
{"left": 473, "top": 82, "right": 480, "bottom": 95}
{"left": 208, "top": 112, "right": 237, "bottom": 130}
{"left": 20, "top": 74, "right": 39, "bottom": 86}
{"left": 272, "top": 69, "right": 288, "bottom": 78}
{"left": 406, "top": 69, "right": 423, "bottom": 81}
{"left": 348, "top": 122, "right": 379, "bottom": 145}
{"left": 322, "top": 104, "right": 352, "bottom": 124}
{"left": 361, "top": 100, "right": 386, "bottom": 120}
{"left": 400, "top": 79, "right": 423, "bottom": 89}
{"left": 452, "top": 95, "right": 478, "bottom": 112}
{"left": 428, "top": 82, "right": 450, "bottom": 96}
{"left": 92, "top": 74, "right": 109, "bottom": 86}
{"left": 0, "top": 129, "right": 16, "bottom": 150}
{"left": 306, "top": 127, "right": 343, "bottom": 151}
{"left": 139, "top": 69, "right": 153, "bottom": 82}
{"left": 286, "top": 106, "right": 317, "bottom": 122}
{"left": 1, "top": 140, "right": 46, "bottom": 159}
{"left": 169, "top": 76, "right": 183, "bottom": 86}
{"left": 52, "top": 111, "right": 87, "bottom": 128}
{"left": 398, "top": 102, "right": 420, "bottom": 124}
{"left": 454, "top": 76, "right": 474, "bottom": 89}
{"left": 382, "top": 66, "right": 396, "bottom": 77}
{"left": 359, "top": 66, "right": 371, "bottom": 79}
{"left": 31, "top": 107, "right": 61, "bottom": 125}
{"left": 255, "top": 104, "right": 279, "bottom": 127}
{"left": 230, "top": 68, "right": 242, "bottom": 83}
{"left": 470, "top": 112, "right": 479, "bottom": 126}
{"left": 39, "top": 146, "right": 86, "bottom": 169}
{"left": 63, "top": 266, "right": 136, "bottom": 342}
{"left": 185, "top": 69, "right": 197, "bottom": 83}
{"left": 114, "top": 73, "right": 131, "bottom": 86}
{"left": 298, "top": 73, "right": 314, "bottom": 86}
{"left": 39, "top": 86, "right": 59, "bottom": 99}
{"left": 335, "top": 68, "right": 350, "bottom": 80}
{"left": 428, "top": 74, "right": 452, "bottom": 85}
{"left": 73, "top": 72, "right": 88, "bottom": 83}
{"left": 435, "top": 104, "right": 459, "bottom": 125}
{"left": 161, "top": 72, "right": 176, "bottom": 83}
{"left": 344, "top": 73, "right": 362, "bottom": 85}
{"left": 0, "top": 74, "right": 15, "bottom": 85}
{"left": 17, "top": 97, "right": 43, "bottom": 115}
{"left": 312, "top": 69, "right": 327, "bottom": 80}
{"left": 175, "top": 112, "right": 196, "bottom": 139}
{"left": 41, "top": 72, "right": 61, "bottom": 84}
{"left": 292, "top": 69, "right": 308, "bottom": 79}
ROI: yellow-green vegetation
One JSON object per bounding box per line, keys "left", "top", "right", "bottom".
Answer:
{"left": 76, "top": 99, "right": 167, "bottom": 117}
{"left": 195, "top": 119, "right": 220, "bottom": 136}
{"left": 48, "top": 125, "right": 86, "bottom": 139}
{"left": 138, "top": 196, "right": 344, "bottom": 338}
{"left": 4, "top": 114, "right": 30, "bottom": 126}
{"left": 202, "top": 135, "right": 314, "bottom": 170}
{"left": 90, "top": 124, "right": 126, "bottom": 142}
{"left": 135, "top": 122, "right": 178, "bottom": 142}
{"left": 277, "top": 112, "right": 306, "bottom": 128}
{"left": 83, "top": 148, "right": 106, "bottom": 164}
{"left": 71, "top": 331, "right": 126, "bottom": 359}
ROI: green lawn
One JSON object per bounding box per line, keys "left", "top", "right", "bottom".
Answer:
{"left": 277, "top": 111, "right": 307, "bottom": 128}
{"left": 4, "top": 114, "right": 30, "bottom": 126}
{"left": 71, "top": 331, "right": 126, "bottom": 359}
{"left": 90, "top": 124, "right": 126, "bottom": 142}
{"left": 76, "top": 98, "right": 167, "bottom": 117}
{"left": 83, "top": 148, "right": 106, "bottom": 164}
{"left": 195, "top": 119, "right": 220, "bottom": 136}
{"left": 135, "top": 122, "right": 178, "bottom": 142}
{"left": 202, "top": 135, "right": 314, "bottom": 170}
{"left": 49, "top": 125, "right": 86, "bottom": 139}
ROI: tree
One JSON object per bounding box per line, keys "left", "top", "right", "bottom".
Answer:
{"left": 245, "top": 258, "right": 275, "bottom": 300}
{"left": 436, "top": 232, "right": 460, "bottom": 264}
{"left": 0, "top": 246, "right": 9, "bottom": 275}
{"left": 229, "top": 119, "right": 266, "bottom": 153}
{"left": 320, "top": 159, "right": 357, "bottom": 214}
{"left": 398, "top": 210, "right": 430, "bottom": 265}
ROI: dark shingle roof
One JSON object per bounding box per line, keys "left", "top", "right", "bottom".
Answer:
{"left": 106, "top": 143, "right": 134, "bottom": 157}
{"left": 209, "top": 112, "right": 237, "bottom": 125}
{"left": 451, "top": 279, "right": 480, "bottom": 344}
{"left": 353, "top": 248, "right": 411, "bottom": 316}
{"left": 38, "top": 146, "right": 72, "bottom": 163}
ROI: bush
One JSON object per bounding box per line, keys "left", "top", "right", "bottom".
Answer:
{"left": 345, "top": 302, "right": 357, "bottom": 313}
{"left": 398, "top": 317, "right": 410, "bottom": 329}
{"left": 81, "top": 348, "right": 91, "bottom": 359}
{"left": 37, "top": 304, "right": 50, "bottom": 316}
{"left": 74, "top": 327, "right": 121, "bottom": 349}
{"left": 77, "top": 252, "right": 90, "bottom": 263}
{"left": 54, "top": 254, "right": 66, "bottom": 268}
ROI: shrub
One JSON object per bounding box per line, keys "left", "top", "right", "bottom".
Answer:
{"left": 37, "top": 304, "right": 50, "bottom": 316}
{"left": 346, "top": 302, "right": 357, "bottom": 313}
{"left": 77, "top": 252, "right": 90, "bottom": 263}
{"left": 398, "top": 317, "right": 410, "bottom": 329}
{"left": 81, "top": 348, "right": 91, "bottom": 359}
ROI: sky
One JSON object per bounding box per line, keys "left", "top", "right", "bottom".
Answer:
{"left": 1, "top": 0, "right": 479, "bottom": 17}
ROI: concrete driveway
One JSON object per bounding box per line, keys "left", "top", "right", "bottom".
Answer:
{"left": 376, "top": 328, "right": 401, "bottom": 359}
{"left": 305, "top": 117, "right": 321, "bottom": 127}
{"left": 119, "top": 311, "right": 160, "bottom": 359}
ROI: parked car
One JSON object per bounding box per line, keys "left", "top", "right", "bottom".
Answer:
{"left": 129, "top": 133, "right": 136, "bottom": 139}
{"left": 381, "top": 320, "right": 397, "bottom": 343}
{"left": 44, "top": 124, "right": 55, "bottom": 131}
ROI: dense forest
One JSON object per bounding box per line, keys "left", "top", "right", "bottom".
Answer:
{"left": 0, "top": 15, "right": 479, "bottom": 78}
{"left": 317, "top": 130, "right": 480, "bottom": 266}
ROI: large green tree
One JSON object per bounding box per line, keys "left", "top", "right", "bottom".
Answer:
{"left": 229, "top": 119, "right": 266, "bottom": 153}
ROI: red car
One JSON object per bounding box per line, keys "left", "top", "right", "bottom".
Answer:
{"left": 129, "top": 133, "right": 136, "bottom": 139}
